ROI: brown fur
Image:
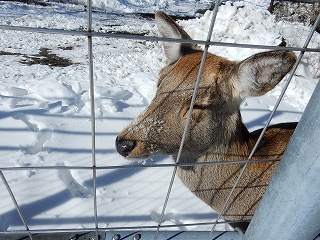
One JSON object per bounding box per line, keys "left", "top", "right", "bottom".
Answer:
{"left": 116, "top": 11, "right": 297, "bottom": 232}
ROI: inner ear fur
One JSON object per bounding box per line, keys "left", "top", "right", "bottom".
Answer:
{"left": 232, "top": 50, "right": 296, "bottom": 99}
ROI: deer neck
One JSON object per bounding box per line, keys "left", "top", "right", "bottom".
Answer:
{"left": 174, "top": 112, "right": 257, "bottom": 219}
{"left": 175, "top": 110, "right": 251, "bottom": 165}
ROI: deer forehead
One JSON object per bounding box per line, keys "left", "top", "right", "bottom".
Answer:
{"left": 159, "top": 52, "right": 233, "bottom": 90}
{"left": 157, "top": 52, "right": 234, "bottom": 105}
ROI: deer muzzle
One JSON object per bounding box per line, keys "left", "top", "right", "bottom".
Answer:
{"left": 115, "top": 136, "right": 136, "bottom": 157}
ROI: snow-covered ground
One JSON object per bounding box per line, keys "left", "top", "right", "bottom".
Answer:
{"left": 0, "top": 0, "right": 319, "bottom": 233}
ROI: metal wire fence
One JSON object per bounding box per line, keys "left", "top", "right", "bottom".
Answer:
{"left": 0, "top": 0, "right": 320, "bottom": 239}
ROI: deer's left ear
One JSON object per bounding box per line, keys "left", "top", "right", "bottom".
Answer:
{"left": 231, "top": 50, "right": 296, "bottom": 99}
{"left": 155, "top": 11, "right": 200, "bottom": 64}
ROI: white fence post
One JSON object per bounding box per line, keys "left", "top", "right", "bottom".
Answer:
{"left": 243, "top": 81, "right": 320, "bottom": 240}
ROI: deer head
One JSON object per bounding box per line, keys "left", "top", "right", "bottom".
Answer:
{"left": 115, "top": 11, "right": 297, "bottom": 231}
{"left": 116, "top": 11, "right": 296, "bottom": 161}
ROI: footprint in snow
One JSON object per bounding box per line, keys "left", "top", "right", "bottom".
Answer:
{"left": 22, "top": 130, "right": 52, "bottom": 155}
{"left": 58, "top": 164, "right": 93, "bottom": 198}
{"left": 14, "top": 161, "right": 36, "bottom": 179}
{"left": 95, "top": 87, "right": 134, "bottom": 114}
{"left": 0, "top": 86, "right": 41, "bottom": 110}
{"left": 12, "top": 113, "right": 40, "bottom": 132}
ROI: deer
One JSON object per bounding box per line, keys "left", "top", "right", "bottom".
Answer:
{"left": 115, "top": 11, "right": 297, "bottom": 232}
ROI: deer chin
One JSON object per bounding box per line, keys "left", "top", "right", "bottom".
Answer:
{"left": 125, "top": 140, "right": 156, "bottom": 160}
{"left": 125, "top": 155, "right": 151, "bottom": 162}
{"left": 125, "top": 151, "right": 150, "bottom": 161}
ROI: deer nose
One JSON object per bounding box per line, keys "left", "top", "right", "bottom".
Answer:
{"left": 115, "top": 136, "right": 136, "bottom": 157}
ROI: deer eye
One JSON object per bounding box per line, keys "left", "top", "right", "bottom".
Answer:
{"left": 180, "top": 104, "right": 210, "bottom": 119}
{"left": 193, "top": 105, "right": 208, "bottom": 110}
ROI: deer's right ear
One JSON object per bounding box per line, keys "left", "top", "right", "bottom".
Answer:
{"left": 155, "top": 11, "right": 199, "bottom": 64}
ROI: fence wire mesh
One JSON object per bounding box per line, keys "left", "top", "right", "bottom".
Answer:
{"left": 0, "top": 0, "right": 319, "bottom": 239}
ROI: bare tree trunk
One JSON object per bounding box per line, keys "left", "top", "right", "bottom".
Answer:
{"left": 268, "top": 0, "right": 275, "bottom": 13}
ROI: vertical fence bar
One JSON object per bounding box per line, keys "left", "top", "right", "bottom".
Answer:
{"left": 243, "top": 81, "right": 320, "bottom": 240}
{"left": 87, "top": 0, "right": 99, "bottom": 238}
{"left": 0, "top": 172, "right": 33, "bottom": 240}
{"left": 154, "top": 2, "right": 221, "bottom": 239}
